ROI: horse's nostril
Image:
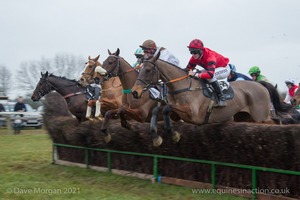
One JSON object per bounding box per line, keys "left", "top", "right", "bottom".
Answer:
{"left": 132, "top": 91, "right": 138, "bottom": 99}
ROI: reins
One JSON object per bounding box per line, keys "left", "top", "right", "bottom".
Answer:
{"left": 45, "top": 76, "right": 85, "bottom": 99}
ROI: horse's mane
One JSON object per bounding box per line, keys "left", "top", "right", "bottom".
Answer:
{"left": 156, "top": 59, "right": 186, "bottom": 72}
{"left": 117, "top": 56, "right": 139, "bottom": 75}
{"left": 48, "top": 73, "right": 79, "bottom": 84}
{"left": 258, "top": 80, "right": 292, "bottom": 113}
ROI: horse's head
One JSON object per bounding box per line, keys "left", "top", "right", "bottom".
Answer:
{"left": 132, "top": 52, "right": 161, "bottom": 99}
{"left": 101, "top": 48, "right": 122, "bottom": 79}
{"left": 291, "top": 84, "right": 300, "bottom": 107}
{"left": 79, "top": 55, "right": 107, "bottom": 86}
{"left": 31, "top": 71, "right": 52, "bottom": 101}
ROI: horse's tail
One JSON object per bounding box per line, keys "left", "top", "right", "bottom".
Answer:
{"left": 258, "top": 80, "right": 292, "bottom": 114}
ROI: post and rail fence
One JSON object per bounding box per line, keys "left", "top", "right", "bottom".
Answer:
{"left": 52, "top": 143, "right": 300, "bottom": 200}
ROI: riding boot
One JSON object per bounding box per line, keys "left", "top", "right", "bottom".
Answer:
{"left": 211, "top": 81, "right": 226, "bottom": 107}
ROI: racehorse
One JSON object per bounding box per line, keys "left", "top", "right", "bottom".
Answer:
{"left": 132, "top": 50, "right": 289, "bottom": 132}
{"left": 291, "top": 83, "right": 300, "bottom": 108}
{"left": 95, "top": 48, "right": 180, "bottom": 146}
{"left": 79, "top": 55, "right": 123, "bottom": 121}
{"left": 31, "top": 71, "right": 87, "bottom": 122}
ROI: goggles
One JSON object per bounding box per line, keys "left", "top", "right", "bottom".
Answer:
{"left": 190, "top": 50, "right": 200, "bottom": 55}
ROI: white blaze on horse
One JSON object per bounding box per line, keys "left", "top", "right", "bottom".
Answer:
{"left": 79, "top": 55, "right": 122, "bottom": 123}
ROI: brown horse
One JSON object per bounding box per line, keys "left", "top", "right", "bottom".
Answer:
{"left": 31, "top": 71, "right": 88, "bottom": 122}
{"left": 132, "top": 50, "right": 285, "bottom": 131}
{"left": 97, "top": 48, "right": 180, "bottom": 146}
{"left": 79, "top": 55, "right": 123, "bottom": 121}
{"left": 291, "top": 83, "right": 300, "bottom": 108}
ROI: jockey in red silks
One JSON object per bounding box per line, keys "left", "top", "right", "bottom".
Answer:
{"left": 284, "top": 78, "right": 299, "bottom": 104}
{"left": 185, "top": 39, "right": 230, "bottom": 107}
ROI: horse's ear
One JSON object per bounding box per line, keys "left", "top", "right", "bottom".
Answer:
{"left": 88, "top": 56, "right": 91, "bottom": 60}
{"left": 94, "top": 55, "right": 100, "bottom": 61}
{"left": 108, "top": 49, "right": 112, "bottom": 55}
{"left": 116, "top": 48, "right": 120, "bottom": 56}
{"left": 152, "top": 50, "right": 160, "bottom": 62}
{"left": 275, "top": 84, "right": 278, "bottom": 89}
{"left": 45, "top": 71, "right": 48, "bottom": 77}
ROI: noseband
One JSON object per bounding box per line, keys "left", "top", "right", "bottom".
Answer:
{"left": 136, "top": 60, "right": 160, "bottom": 91}
{"left": 35, "top": 77, "right": 53, "bottom": 99}
{"left": 81, "top": 62, "right": 97, "bottom": 84}
{"left": 104, "top": 55, "right": 121, "bottom": 80}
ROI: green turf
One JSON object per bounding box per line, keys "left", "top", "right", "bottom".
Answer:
{"left": 0, "top": 129, "right": 246, "bottom": 200}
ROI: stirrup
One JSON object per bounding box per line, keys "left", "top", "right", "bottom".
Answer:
{"left": 217, "top": 100, "right": 227, "bottom": 107}
{"left": 214, "top": 99, "right": 226, "bottom": 107}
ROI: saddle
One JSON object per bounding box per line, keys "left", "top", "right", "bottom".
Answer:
{"left": 201, "top": 79, "right": 234, "bottom": 101}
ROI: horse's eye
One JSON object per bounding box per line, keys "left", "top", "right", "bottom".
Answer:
{"left": 145, "top": 68, "right": 151, "bottom": 73}
{"left": 108, "top": 62, "right": 113, "bottom": 65}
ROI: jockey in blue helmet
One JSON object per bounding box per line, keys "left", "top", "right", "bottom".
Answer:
{"left": 227, "top": 64, "right": 252, "bottom": 82}
{"left": 132, "top": 48, "right": 144, "bottom": 69}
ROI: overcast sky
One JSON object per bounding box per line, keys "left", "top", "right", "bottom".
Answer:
{"left": 1, "top": 0, "right": 300, "bottom": 98}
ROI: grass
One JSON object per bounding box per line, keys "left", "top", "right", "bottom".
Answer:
{"left": 0, "top": 129, "right": 246, "bottom": 200}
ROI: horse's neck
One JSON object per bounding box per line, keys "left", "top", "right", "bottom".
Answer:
{"left": 118, "top": 60, "right": 138, "bottom": 89}
{"left": 48, "top": 77, "right": 79, "bottom": 96}
{"left": 157, "top": 60, "right": 193, "bottom": 91}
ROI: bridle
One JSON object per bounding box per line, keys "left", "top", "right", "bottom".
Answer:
{"left": 34, "top": 76, "right": 53, "bottom": 99}
{"left": 81, "top": 62, "right": 98, "bottom": 84}
{"left": 136, "top": 60, "right": 160, "bottom": 92}
{"left": 35, "top": 75, "right": 84, "bottom": 100}
{"left": 136, "top": 60, "right": 193, "bottom": 95}
{"left": 104, "top": 55, "right": 121, "bottom": 80}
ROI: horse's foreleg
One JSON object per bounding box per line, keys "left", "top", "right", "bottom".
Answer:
{"left": 100, "top": 109, "right": 118, "bottom": 143}
{"left": 118, "top": 107, "right": 135, "bottom": 131}
{"left": 163, "top": 105, "right": 181, "bottom": 143}
{"left": 150, "top": 104, "right": 163, "bottom": 147}
{"left": 95, "top": 100, "right": 103, "bottom": 120}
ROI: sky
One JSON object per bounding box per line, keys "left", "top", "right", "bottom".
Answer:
{"left": 1, "top": 0, "right": 300, "bottom": 98}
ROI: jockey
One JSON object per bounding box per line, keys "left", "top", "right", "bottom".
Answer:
{"left": 132, "top": 48, "right": 144, "bottom": 69}
{"left": 283, "top": 78, "right": 299, "bottom": 104}
{"left": 228, "top": 64, "right": 252, "bottom": 82}
{"left": 185, "top": 39, "right": 230, "bottom": 107}
{"left": 139, "top": 39, "right": 180, "bottom": 66}
{"left": 85, "top": 65, "right": 106, "bottom": 120}
{"left": 248, "top": 66, "right": 270, "bottom": 82}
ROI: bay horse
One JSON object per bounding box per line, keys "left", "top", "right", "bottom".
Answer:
{"left": 291, "top": 83, "right": 300, "bottom": 108}
{"left": 97, "top": 48, "right": 180, "bottom": 146}
{"left": 132, "top": 50, "right": 288, "bottom": 131}
{"left": 31, "top": 71, "right": 87, "bottom": 122}
{"left": 79, "top": 55, "right": 122, "bottom": 121}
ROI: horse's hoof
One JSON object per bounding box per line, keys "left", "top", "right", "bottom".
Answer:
{"left": 153, "top": 136, "right": 163, "bottom": 147}
{"left": 88, "top": 118, "right": 95, "bottom": 121}
{"left": 96, "top": 116, "right": 104, "bottom": 121}
{"left": 104, "top": 134, "right": 111, "bottom": 143}
{"left": 172, "top": 131, "right": 181, "bottom": 143}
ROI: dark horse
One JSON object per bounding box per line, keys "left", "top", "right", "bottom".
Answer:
{"left": 31, "top": 71, "right": 87, "bottom": 122}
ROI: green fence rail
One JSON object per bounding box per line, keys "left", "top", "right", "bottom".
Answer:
{"left": 53, "top": 143, "right": 300, "bottom": 200}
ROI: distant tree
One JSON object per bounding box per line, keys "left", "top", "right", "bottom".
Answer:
{"left": 16, "top": 53, "right": 85, "bottom": 93}
{"left": 53, "top": 53, "right": 85, "bottom": 79}
{"left": 0, "top": 65, "right": 13, "bottom": 96}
